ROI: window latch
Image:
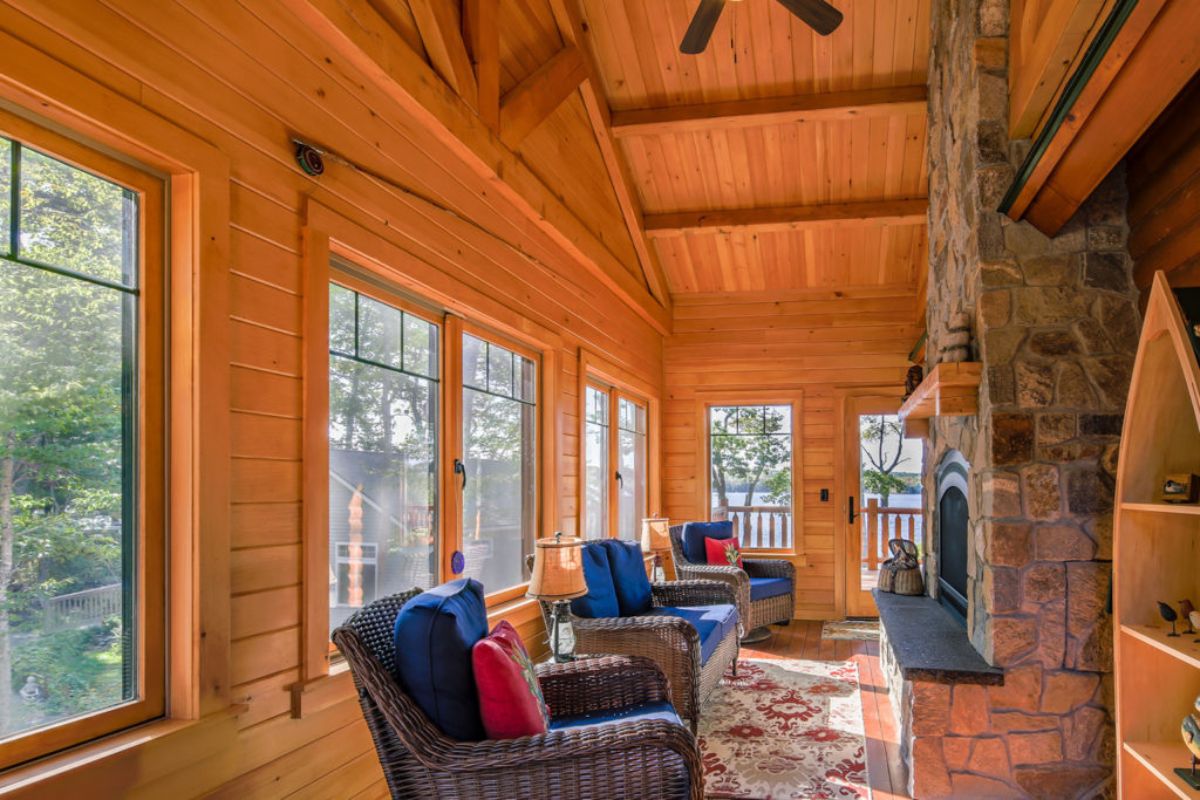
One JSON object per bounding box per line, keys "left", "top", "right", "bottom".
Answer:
{"left": 454, "top": 459, "right": 467, "bottom": 490}
{"left": 615, "top": 470, "right": 624, "bottom": 489}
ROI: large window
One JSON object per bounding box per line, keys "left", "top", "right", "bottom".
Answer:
{"left": 327, "top": 282, "right": 439, "bottom": 631}
{"left": 0, "top": 132, "right": 163, "bottom": 762}
{"left": 461, "top": 333, "right": 537, "bottom": 593}
{"left": 581, "top": 379, "right": 649, "bottom": 541}
{"left": 709, "top": 405, "right": 794, "bottom": 550}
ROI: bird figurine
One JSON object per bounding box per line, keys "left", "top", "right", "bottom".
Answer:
{"left": 1159, "top": 601, "right": 1181, "bottom": 637}
{"left": 1180, "top": 699, "right": 1200, "bottom": 789}
{"left": 1183, "top": 600, "right": 1197, "bottom": 634}
{"left": 1190, "top": 610, "right": 1200, "bottom": 644}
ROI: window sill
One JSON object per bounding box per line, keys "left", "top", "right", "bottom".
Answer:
{"left": 0, "top": 707, "right": 242, "bottom": 797}
{"left": 290, "top": 659, "right": 354, "bottom": 720}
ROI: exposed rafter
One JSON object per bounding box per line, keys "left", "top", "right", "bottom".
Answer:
{"left": 644, "top": 199, "right": 929, "bottom": 237}
{"left": 462, "top": 0, "right": 499, "bottom": 129}
{"left": 406, "top": 0, "right": 478, "bottom": 109}
{"left": 549, "top": 0, "right": 671, "bottom": 306}
{"left": 611, "top": 85, "right": 928, "bottom": 138}
{"left": 498, "top": 46, "right": 586, "bottom": 149}
{"left": 287, "top": 0, "right": 671, "bottom": 334}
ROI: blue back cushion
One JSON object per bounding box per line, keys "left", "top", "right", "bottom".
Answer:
{"left": 606, "top": 540, "right": 653, "bottom": 616}
{"left": 570, "top": 542, "right": 620, "bottom": 618}
{"left": 392, "top": 578, "right": 488, "bottom": 741}
{"left": 682, "top": 521, "right": 733, "bottom": 564}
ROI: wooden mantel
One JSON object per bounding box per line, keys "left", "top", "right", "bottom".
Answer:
{"left": 898, "top": 362, "right": 982, "bottom": 422}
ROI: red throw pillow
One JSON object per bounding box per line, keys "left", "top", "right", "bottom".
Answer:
{"left": 471, "top": 620, "right": 550, "bottom": 739}
{"left": 705, "top": 535, "right": 743, "bottom": 569}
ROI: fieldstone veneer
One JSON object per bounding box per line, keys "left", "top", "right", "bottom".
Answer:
{"left": 909, "top": 0, "right": 1142, "bottom": 796}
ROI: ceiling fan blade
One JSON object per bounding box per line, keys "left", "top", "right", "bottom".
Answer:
{"left": 776, "top": 0, "right": 844, "bottom": 36}
{"left": 680, "top": 0, "right": 726, "bottom": 54}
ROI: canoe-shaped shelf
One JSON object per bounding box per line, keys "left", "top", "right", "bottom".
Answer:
{"left": 898, "top": 362, "right": 982, "bottom": 422}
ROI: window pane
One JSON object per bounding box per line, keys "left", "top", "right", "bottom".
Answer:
{"left": 462, "top": 334, "right": 488, "bottom": 390}
{"left": 462, "top": 336, "right": 536, "bottom": 593}
{"left": 0, "top": 140, "right": 10, "bottom": 259}
{"left": 18, "top": 147, "right": 133, "bottom": 287}
{"left": 329, "top": 284, "right": 355, "bottom": 354}
{"left": 583, "top": 386, "right": 608, "bottom": 540}
{"left": 329, "top": 287, "right": 439, "bottom": 633}
{"left": 617, "top": 398, "right": 647, "bottom": 540}
{"left": 403, "top": 314, "right": 437, "bottom": 379}
{"left": 0, "top": 254, "right": 135, "bottom": 738}
{"left": 709, "top": 404, "right": 793, "bottom": 549}
{"left": 357, "top": 294, "right": 402, "bottom": 369}
{"left": 487, "top": 344, "right": 514, "bottom": 398}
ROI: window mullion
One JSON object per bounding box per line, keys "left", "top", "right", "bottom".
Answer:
{"left": 9, "top": 140, "right": 19, "bottom": 259}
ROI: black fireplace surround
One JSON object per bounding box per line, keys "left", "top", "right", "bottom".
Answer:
{"left": 935, "top": 451, "right": 969, "bottom": 626}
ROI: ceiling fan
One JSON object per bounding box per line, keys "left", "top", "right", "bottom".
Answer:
{"left": 680, "top": 0, "right": 844, "bottom": 54}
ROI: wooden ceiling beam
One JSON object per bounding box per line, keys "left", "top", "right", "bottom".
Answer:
{"left": 644, "top": 199, "right": 929, "bottom": 237}
{"left": 611, "top": 85, "right": 928, "bottom": 138}
{"left": 407, "top": 0, "right": 478, "bottom": 109}
{"left": 286, "top": 0, "right": 671, "bottom": 334}
{"left": 549, "top": 0, "right": 672, "bottom": 307}
{"left": 498, "top": 45, "right": 586, "bottom": 149}
{"left": 462, "top": 0, "right": 499, "bottom": 130}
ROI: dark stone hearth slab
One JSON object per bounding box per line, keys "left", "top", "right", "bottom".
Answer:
{"left": 874, "top": 590, "right": 1004, "bottom": 685}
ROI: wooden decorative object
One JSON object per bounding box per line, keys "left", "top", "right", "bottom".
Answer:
{"left": 1160, "top": 473, "right": 1200, "bottom": 504}
{"left": 1114, "top": 272, "right": 1200, "bottom": 798}
{"left": 898, "top": 362, "right": 982, "bottom": 422}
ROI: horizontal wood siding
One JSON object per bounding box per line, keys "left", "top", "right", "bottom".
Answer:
{"left": 0, "top": 0, "right": 660, "bottom": 796}
{"left": 662, "top": 291, "right": 920, "bottom": 619}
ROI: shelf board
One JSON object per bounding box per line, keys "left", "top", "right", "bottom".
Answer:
{"left": 897, "top": 362, "right": 981, "bottom": 421}
{"left": 1123, "top": 502, "right": 1200, "bottom": 516}
{"left": 1124, "top": 740, "right": 1200, "bottom": 799}
{"left": 1123, "top": 624, "right": 1200, "bottom": 670}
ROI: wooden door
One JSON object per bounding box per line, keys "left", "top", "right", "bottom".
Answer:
{"left": 842, "top": 395, "right": 924, "bottom": 617}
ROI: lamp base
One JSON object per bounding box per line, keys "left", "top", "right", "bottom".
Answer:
{"left": 741, "top": 626, "right": 772, "bottom": 644}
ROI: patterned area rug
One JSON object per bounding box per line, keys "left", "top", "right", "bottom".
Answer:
{"left": 699, "top": 658, "right": 870, "bottom": 799}
{"left": 821, "top": 619, "right": 880, "bottom": 642}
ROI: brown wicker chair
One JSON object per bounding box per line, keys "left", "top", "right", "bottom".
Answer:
{"left": 670, "top": 523, "right": 795, "bottom": 644}
{"left": 333, "top": 588, "right": 703, "bottom": 800}
{"left": 526, "top": 555, "right": 739, "bottom": 733}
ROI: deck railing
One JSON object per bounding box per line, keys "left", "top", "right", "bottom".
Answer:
{"left": 715, "top": 504, "right": 792, "bottom": 549}
{"left": 42, "top": 583, "right": 122, "bottom": 632}
{"left": 861, "top": 498, "right": 923, "bottom": 570}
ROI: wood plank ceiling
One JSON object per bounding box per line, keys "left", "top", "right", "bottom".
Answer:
{"left": 580, "top": 0, "right": 932, "bottom": 294}
{"left": 358, "top": 0, "right": 931, "bottom": 303}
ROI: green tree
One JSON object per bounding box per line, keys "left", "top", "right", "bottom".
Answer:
{"left": 710, "top": 406, "right": 792, "bottom": 513}
{"left": 861, "top": 415, "right": 908, "bottom": 507}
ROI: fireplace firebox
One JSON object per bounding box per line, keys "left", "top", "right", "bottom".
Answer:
{"left": 935, "top": 451, "right": 969, "bottom": 626}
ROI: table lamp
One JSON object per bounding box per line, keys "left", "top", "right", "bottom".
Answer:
{"left": 527, "top": 531, "right": 587, "bottom": 662}
{"left": 641, "top": 517, "right": 671, "bottom": 582}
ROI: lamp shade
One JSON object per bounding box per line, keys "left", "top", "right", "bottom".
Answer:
{"left": 641, "top": 517, "right": 671, "bottom": 552}
{"left": 527, "top": 533, "right": 587, "bottom": 601}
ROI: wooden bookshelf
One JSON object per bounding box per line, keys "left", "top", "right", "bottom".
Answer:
{"left": 1115, "top": 272, "right": 1200, "bottom": 799}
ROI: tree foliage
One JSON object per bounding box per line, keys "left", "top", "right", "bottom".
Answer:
{"left": 860, "top": 415, "right": 908, "bottom": 506}
{"left": 710, "top": 406, "right": 792, "bottom": 511}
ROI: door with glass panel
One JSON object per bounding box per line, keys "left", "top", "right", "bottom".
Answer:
{"left": 616, "top": 398, "right": 647, "bottom": 540}
{"left": 842, "top": 395, "right": 924, "bottom": 617}
{"left": 459, "top": 332, "right": 538, "bottom": 594}
{"left": 582, "top": 382, "right": 648, "bottom": 540}
{"left": 327, "top": 282, "right": 439, "bottom": 632}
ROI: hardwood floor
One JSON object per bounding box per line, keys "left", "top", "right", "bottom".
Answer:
{"left": 740, "top": 620, "right": 910, "bottom": 799}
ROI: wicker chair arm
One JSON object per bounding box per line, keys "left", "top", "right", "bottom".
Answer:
{"left": 571, "top": 613, "right": 701, "bottom": 657}
{"left": 742, "top": 557, "right": 796, "bottom": 581}
{"left": 537, "top": 655, "right": 670, "bottom": 717}
{"left": 652, "top": 578, "right": 738, "bottom": 609}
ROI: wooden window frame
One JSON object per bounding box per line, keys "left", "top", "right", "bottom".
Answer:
{"left": 301, "top": 200, "right": 559, "bottom": 690}
{"left": 695, "top": 389, "right": 805, "bottom": 557}
{"left": 577, "top": 350, "right": 661, "bottom": 541}
{"left": 0, "top": 67, "right": 231, "bottom": 779}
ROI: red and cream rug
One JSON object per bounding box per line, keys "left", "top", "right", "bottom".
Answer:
{"left": 698, "top": 658, "right": 870, "bottom": 800}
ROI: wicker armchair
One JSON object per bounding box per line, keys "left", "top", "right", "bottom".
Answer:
{"left": 526, "top": 554, "right": 738, "bottom": 733}
{"left": 670, "top": 523, "right": 795, "bottom": 644}
{"left": 333, "top": 588, "right": 703, "bottom": 800}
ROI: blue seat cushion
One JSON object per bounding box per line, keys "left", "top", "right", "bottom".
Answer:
{"left": 749, "top": 576, "right": 792, "bottom": 601}
{"left": 570, "top": 541, "right": 620, "bottom": 619}
{"left": 681, "top": 521, "right": 733, "bottom": 565}
{"left": 549, "top": 699, "right": 681, "bottom": 731}
{"left": 392, "top": 578, "right": 488, "bottom": 741}
{"left": 640, "top": 604, "right": 737, "bottom": 664}
{"left": 605, "top": 539, "right": 653, "bottom": 616}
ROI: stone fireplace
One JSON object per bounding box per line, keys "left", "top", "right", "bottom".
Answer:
{"left": 875, "top": 0, "right": 1144, "bottom": 797}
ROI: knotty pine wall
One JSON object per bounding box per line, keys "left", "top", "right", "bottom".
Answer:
{"left": 0, "top": 1, "right": 661, "bottom": 797}
{"left": 1127, "top": 74, "right": 1200, "bottom": 292}
{"left": 662, "top": 290, "right": 921, "bottom": 620}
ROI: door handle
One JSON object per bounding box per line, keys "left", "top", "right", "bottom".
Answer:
{"left": 848, "top": 496, "right": 856, "bottom": 524}
{"left": 453, "top": 459, "right": 467, "bottom": 490}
